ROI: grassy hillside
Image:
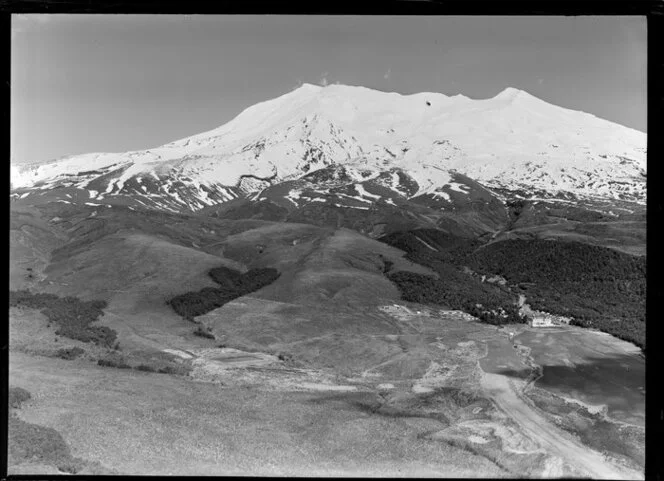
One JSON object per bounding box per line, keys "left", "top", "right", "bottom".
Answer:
{"left": 491, "top": 196, "right": 647, "bottom": 256}
{"left": 193, "top": 227, "right": 439, "bottom": 374}
{"left": 11, "top": 201, "right": 431, "bottom": 375}
{"left": 9, "top": 197, "right": 645, "bottom": 475}
{"left": 9, "top": 351, "right": 506, "bottom": 477}
{"left": 10, "top": 201, "right": 280, "bottom": 357}
{"left": 168, "top": 267, "right": 281, "bottom": 321}
{"left": 10, "top": 204, "right": 69, "bottom": 290}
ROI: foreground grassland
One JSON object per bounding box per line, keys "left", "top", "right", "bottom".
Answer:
{"left": 9, "top": 351, "right": 505, "bottom": 477}
{"left": 8, "top": 204, "right": 645, "bottom": 477}
{"left": 9, "top": 303, "right": 644, "bottom": 478}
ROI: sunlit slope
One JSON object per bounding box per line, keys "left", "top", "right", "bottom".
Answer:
{"left": 10, "top": 204, "right": 68, "bottom": 290}
{"left": 197, "top": 226, "right": 440, "bottom": 374}
{"left": 10, "top": 202, "right": 258, "bottom": 350}
{"left": 11, "top": 200, "right": 433, "bottom": 368}
{"left": 9, "top": 351, "right": 507, "bottom": 477}
{"left": 13, "top": 83, "right": 646, "bottom": 209}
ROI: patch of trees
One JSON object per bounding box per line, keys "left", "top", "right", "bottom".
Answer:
{"left": 95, "top": 351, "right": 191, "bottom": 375}
{"left": 55, "top": 346, "right": 85, "bottom": 360}
{"left": 380, "top": 230, "right": 645, "bottom": 349}
{"left": 9, "top": 290, "right": 116, "bottom": 347}
{"left": 466, "top": 239, "right": 645, "bottom": 349}
{"left": 132, "top": 363, "right": 189, "bottom": 375}
{"left": 380, "top": 256, "right": 394, "bottom": 274}
{"left": 168, "top": 266, "right": 280, "bottom": 321}
{"left": 379, "top": 229, "right": 521, "bottom": 325}
{"left": 387, "top": 271, "right": 522, "bottom": 325}
{"left": 193, "top": 325, "right": 216, "bottom": 339}
{"left": 97, "top": 357, "right": 131, "bottom": 369}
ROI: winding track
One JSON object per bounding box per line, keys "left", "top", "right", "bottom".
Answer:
{"left": 480, "top": 370, "right": 642, "bottom": 479}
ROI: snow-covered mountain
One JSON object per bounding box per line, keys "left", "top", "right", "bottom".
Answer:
{"left": 11, "top": 83, "right": 647, "bottom": 213}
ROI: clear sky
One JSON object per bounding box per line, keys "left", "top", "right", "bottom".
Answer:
{"left": 11, "top": 14, "right": 647, "bottom": 164}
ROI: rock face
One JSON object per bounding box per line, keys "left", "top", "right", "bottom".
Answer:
{"left": 11, "top": 83, "right": 646, "bottom": 215}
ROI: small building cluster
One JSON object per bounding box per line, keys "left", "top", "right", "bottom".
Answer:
{"left": 518, "top": 294, "right": 571, "bottom": 327}
{"left": 378, "top": 304, "right": 421, "bottom": 321}
{"left": 529, "top": 313, "right": 572, "bottom": 327}
{"left": 480, "top": 274, "right": 508, "bottom": 286}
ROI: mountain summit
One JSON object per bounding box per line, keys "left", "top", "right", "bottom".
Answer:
{"left": 11, "top": 84, "right": 646, "bottom": 213}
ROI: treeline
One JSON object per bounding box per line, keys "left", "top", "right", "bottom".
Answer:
{"left": 168, "top": 266, "right": 280, "bottom": 320}
{"left": 387, "top": 271, "right": 522, "bottom": 325}
{"left": 379, "top": 229, "right": 646, "bottom": 349}
{"left": 466, "top": 239, "right": 645, "bottom": 348}
{"left": 467, "top": 239, "right": 645, "bottom": 289}
{"left": 379, "top": 230, "right": 523, "bottom": 326}
{"left": 9, "top": 290, "right": 116, "bottom": 347}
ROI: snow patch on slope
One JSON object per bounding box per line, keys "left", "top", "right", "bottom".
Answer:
{"left": 11, "top": 84, "right": 646, "bottom": 207}
{"left": 355, "top": 183, "right": 381, "bottom": 200}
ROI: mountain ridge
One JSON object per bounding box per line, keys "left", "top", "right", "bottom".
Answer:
{"left": 11, "top": 83, "right": 646, "bottom": 213}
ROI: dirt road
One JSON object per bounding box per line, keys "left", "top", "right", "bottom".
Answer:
{"left": 480, "top": 371, "right": 643, "bottom": 479}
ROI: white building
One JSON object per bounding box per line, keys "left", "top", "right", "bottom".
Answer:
{"left": 529, "top": 313, "right": 571, "bottom": 327}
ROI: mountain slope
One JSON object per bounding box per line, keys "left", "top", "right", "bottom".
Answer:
{"left": 12, "top": 84, "right": 646, "bottom": 214}
{"left": 9, "top": 84, "right": 646, "bottom": 477}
